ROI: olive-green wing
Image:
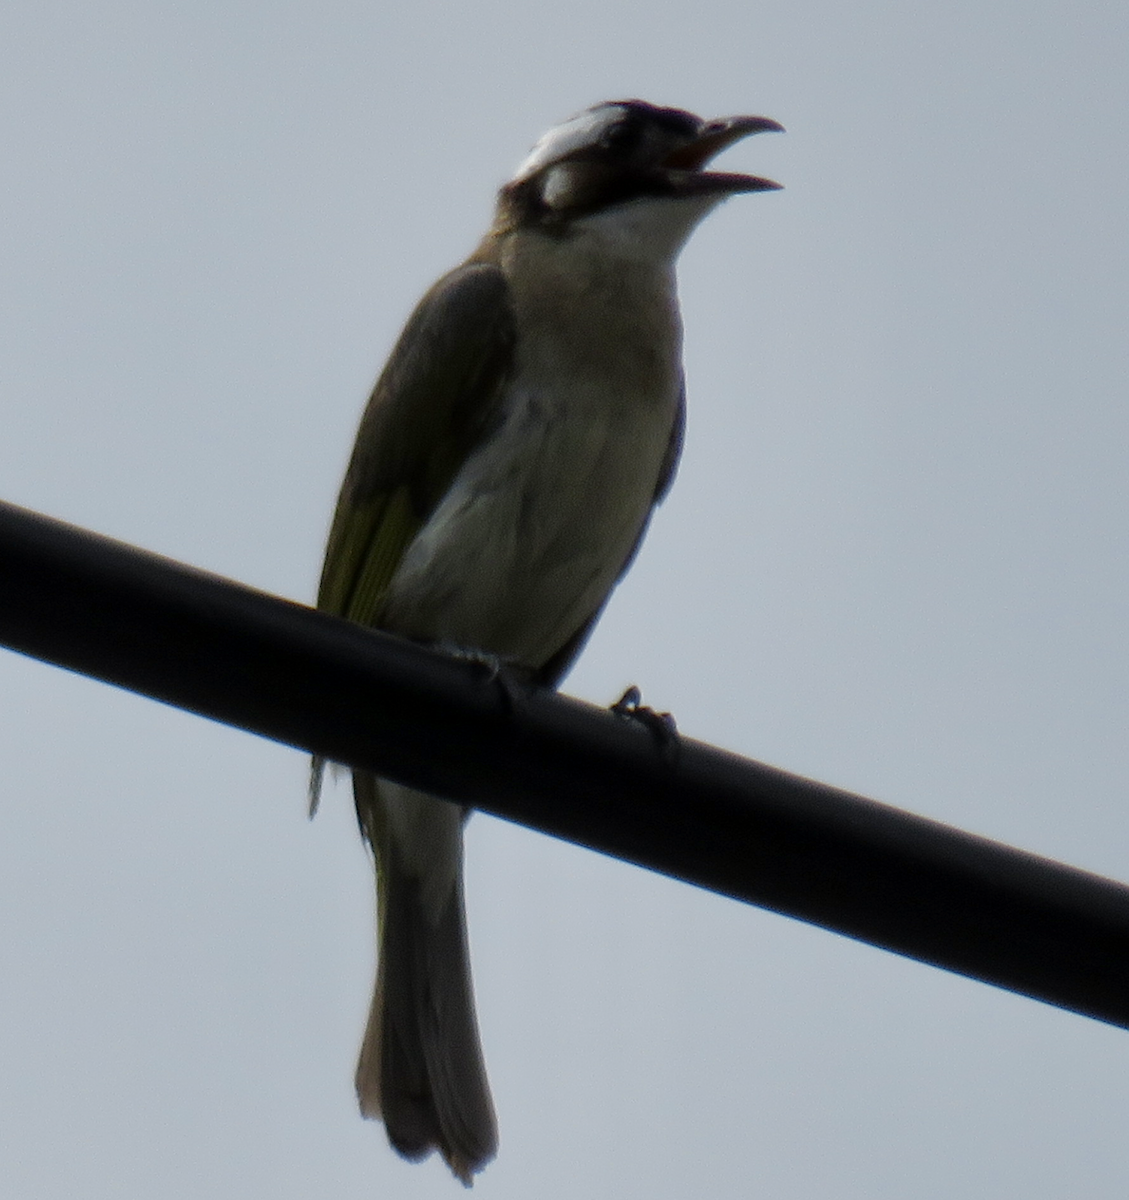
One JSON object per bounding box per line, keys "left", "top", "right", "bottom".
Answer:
{"left": 317, "top": 262, "right": 516, "bottom": 627}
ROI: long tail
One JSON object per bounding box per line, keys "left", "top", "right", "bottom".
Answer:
{"left": 353, "top": 774, "right": 497, "bottom": 1185}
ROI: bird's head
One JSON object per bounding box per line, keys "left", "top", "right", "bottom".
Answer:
{"left": 493, "top": 100, "right": 783, "bottom": 258}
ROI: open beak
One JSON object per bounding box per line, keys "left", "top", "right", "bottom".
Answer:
{"left": 663, "top": 114, "right": 784, "bottom": 195}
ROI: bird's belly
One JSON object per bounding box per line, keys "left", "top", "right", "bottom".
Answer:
{"left": 379, "top": 375, "right": 678, "bottom": 669}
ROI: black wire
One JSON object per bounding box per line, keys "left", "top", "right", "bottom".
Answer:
{"left": 2, "top": 497, "right": 1128, "bottom": 1028}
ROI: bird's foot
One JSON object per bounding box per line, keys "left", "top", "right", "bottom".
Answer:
{"left": 611, "top": 685, "right": 680, "bottom": 761}
{"left": 436, "top": 641, "right": 506, "bottom": 678}
{"left": 435, "top": 642, "right": 528, "bottom": 717}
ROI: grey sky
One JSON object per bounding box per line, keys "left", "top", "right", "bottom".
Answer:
{"left": 1, "top": 2, "right": 1128, "bottom": 1196}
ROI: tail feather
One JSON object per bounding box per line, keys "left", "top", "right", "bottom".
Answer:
{"left": 354, "top": 778, "right": 497, "bottom": 1184}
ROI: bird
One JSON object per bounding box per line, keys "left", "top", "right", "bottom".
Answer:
{"left": 312, "top": 99, "right": 782, "bottom": 1184}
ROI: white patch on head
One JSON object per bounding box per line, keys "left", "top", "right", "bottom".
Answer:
{"left": 539, "top": 163, "right": 577, "bottom": 209}
{"left": 512, "top": 105, "right": 627, "bottom": 182}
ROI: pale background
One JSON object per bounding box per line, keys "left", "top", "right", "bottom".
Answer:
{"left": 1, "top": 3, "right": 1128, "bottom": 1196}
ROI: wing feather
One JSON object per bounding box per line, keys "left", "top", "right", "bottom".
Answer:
{"left": 317, "top": 262, "right": 516, "bottom": 625}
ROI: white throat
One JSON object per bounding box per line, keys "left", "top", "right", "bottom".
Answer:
{"left": 566, "top": 192, "right": 728, "bottom": 267}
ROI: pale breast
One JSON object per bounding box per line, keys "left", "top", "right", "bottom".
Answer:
{"left": 379, "top": 229, "right": 684, "bottom": 669}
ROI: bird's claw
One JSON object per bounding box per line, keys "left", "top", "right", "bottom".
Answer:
{"left": 611, "top": 685, "right": 680, "bottom": 760}
{"left": 438, "top": 642, "right": 526, "bottom": 717}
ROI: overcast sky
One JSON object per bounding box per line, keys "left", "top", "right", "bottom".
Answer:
{"left": 1, "top": 2, "right": 1128, "bottom": 1197}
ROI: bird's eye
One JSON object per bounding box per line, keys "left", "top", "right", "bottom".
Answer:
{"left": 600, "top": 121, "right": 640, "bottom": 153}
